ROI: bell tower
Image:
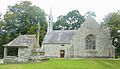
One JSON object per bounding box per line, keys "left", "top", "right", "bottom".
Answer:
{"left": 47, "top": 8, "right": 53, "bottom": 33}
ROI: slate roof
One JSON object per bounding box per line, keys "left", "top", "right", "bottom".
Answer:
{"left": 43, "top": 30, "right": 76, "bottom": 44}
{"left": 3, "top": 35, "right": 36, "bottom": 47}
{"left": 43, "top": 15, "right": 98, "bottom": 44}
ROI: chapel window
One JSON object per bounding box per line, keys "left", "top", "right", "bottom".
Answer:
{"left": 86, "top": 34, "right": 96, "bottom": 50}
{"left": 61, "top": 44, "right": 64, "bottom": 46}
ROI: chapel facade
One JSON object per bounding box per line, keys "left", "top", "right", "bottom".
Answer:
{"left": 42, "top": 14, "right": 115, "bottom": 58}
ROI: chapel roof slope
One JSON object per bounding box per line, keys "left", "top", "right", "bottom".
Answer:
{"left": 43, "top": 30, "right": 76, "bottom": 44}
{"left": 3, "top": 35, "right": 36, "bottom": 47}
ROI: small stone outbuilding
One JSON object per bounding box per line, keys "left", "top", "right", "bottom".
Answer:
{"left": 3, "top": 23, "right": 48, "bottom": 64}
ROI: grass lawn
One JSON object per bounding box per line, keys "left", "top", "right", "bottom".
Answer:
{"left": 0, "top": 58, "right": 120, "bottom": 69}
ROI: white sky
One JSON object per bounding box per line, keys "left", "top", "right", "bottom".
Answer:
{"left": 0, "top": 0, "right": 120, "bottom": 22}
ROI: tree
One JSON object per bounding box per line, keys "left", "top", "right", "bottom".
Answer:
{"left": 4, "top": 1, "right": 47, "bottom": 45}
{"left": 0, "top": 20, "right": 8, "bottom": 58}
{"left": 53, "top": 15, "right": 69, "bottom": 30}
{"left": 0, "top": 1, "right": 47, "bottom": 58}
{"left": 103, "top": 11, "right": 120, "bottom": 56}
{"left": 53, "top": 10, "right": 85, "bottom": 30}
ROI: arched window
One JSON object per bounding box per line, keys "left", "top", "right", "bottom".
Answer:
{"left": 86, "top": 34, "right": 96, "bottom": 49}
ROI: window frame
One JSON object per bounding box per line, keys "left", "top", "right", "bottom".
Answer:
{"left": 85, "top": 34, "right": 96, "bottom": 50}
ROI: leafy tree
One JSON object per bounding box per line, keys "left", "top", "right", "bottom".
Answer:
{"left": 53, "top": 10, "right": 85, "bottom": 30}
{"left": 0, "top": 1, "right": 47, "bottom": 58}
{"left": 53, "top": 15, "right": 69, "bottom": 30}
{"left": 4, "top": 1, "right": 47, "bottom": 45}
{"left": 0, "top": 20, "right": 8, "bottom": 58}
{"left": 103, "top": 11, "right": 120, "bottom": 56}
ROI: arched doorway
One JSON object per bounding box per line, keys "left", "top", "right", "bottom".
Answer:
{"left": 60, "top": 50, "right": 65, "bottom": 58}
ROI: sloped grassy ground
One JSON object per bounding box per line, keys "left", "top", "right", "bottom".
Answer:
{"left": 0, "top": 58, "right": 120, "bottom": 69}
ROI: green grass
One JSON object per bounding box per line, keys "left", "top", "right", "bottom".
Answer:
{"left": 117, "top": 56, "right": 120, "bottom": 58}
{"left": 0, "top": 58, "right": 120, "bottom": 69}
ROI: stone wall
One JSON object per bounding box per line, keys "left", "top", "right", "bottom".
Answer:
{"left": 43, "top": 43, "right": 71, "bottom": 58}
{"left": 29, "top": 52, "right": 49, "bottom": 62}
{"left": 71, "top": 16, "right": 115, "bottom": 58}
{"left": 17, "top": 48, "right": 30, "bottom": 63}
{"left": 3, "top": 56, "right": 18, "bottom": 64}
{"left": 29, "top": 48, "right": 49, "bottom": 62}
{"left": 3, "top": 47, "right": 30, "bottom": 63}
{"left": 3, "top": 47, "right": 49, "bottom": 63}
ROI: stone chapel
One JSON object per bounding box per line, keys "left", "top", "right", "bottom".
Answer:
{"left": 42, "top": 13, "right": 115, "bottom": 58}
{"left": 3, "top": 11, "right": 115, "bottom": 64}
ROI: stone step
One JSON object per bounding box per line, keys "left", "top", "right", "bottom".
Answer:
{"left": 29, "top": 56, "right": 49, "bottom": 62}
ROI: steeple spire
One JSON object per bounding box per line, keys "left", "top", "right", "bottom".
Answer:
{"left": 47, "top": 8, "right": 53, "bottom": 33}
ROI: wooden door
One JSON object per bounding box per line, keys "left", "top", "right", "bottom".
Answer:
{"left": 60, "top": 50, "right": 65, "bottom": 58}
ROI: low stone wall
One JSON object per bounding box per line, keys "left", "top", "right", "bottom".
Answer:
{"left": 17, "top": 57, "right": 29, "bottom": 63}
{"left": 3, "top": 48, "right": 30, "bottom": 64}
{"left": 3, "top": 56, "right": 18, "bottom": 64}
{"left": 3, "top": 48, "right": 49, "bottom": 64}
{"left": 29, "top": 50, "right": 49, "bottom": 62}
{"left": 29, "top": 55, "right": 49, "bottom": 62}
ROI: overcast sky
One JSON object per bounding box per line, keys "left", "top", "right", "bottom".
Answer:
{"left": 0, "top": 0, "right": 120, "bottom": 22}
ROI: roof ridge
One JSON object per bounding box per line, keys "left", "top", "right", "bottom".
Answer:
{"left": 3, "top": 34, "right": 36, "bottom": 47}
